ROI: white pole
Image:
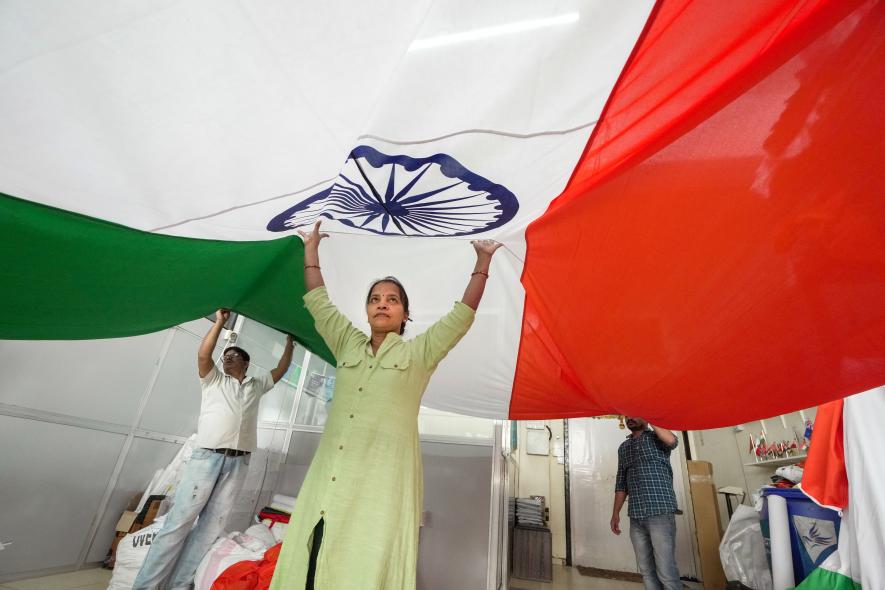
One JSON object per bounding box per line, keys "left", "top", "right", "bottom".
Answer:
{"left": 769, "top": 494, "right": 795, "bottom": 589}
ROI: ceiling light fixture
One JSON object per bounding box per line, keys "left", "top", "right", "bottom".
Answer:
{"left": 408, "top": 12, "right": 580, "bottom": 51}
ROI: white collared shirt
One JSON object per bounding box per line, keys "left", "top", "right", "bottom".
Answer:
{"left": 196, "top": 365, "right": 275, "bottom": 452}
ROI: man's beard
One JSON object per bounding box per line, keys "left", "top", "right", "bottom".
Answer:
{"left": 626, "top": 421, "right": 643, "bottom": 432}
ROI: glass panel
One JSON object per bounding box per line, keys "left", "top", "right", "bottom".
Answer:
{"left": 236, "top": 318, "right": 291, "bottom": 374}
{"left": 293, "top": 352, "right": 335, "bottom": 427}
{"left": 259, "top": 378, "right": 299, "bottom": 425}
{"left": 236, "top": 317, "right": 307, "bottom": 424}
{"left": 256, "top": 347, "right": 305, "bottom": 425}
{"left": 275, "top": 430, "right": 324, "bottom": 495}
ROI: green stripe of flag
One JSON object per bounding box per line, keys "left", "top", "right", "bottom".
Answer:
{"left": 0, "top": 192, "right": 333, "bottom": 364}
{"left": 795, "top": 568, "right": 862, "bottom": 590}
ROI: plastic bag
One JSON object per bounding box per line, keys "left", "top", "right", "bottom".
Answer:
{"left": 719, "top": 505, "right": 773, "bottom": 590}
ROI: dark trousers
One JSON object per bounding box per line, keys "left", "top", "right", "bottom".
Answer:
{"left": 306, "top": 519, "right": 325, "bottom": 590}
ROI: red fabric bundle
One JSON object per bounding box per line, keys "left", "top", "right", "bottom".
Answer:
{"left": 211, "top": 543, "right": 282, "bottom": 590}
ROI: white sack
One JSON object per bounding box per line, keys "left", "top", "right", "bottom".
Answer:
{"left": 107, "top": 516, "right": 166, "bottom": 590}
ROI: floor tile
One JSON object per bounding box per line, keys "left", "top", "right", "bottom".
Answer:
{"left": 510, "top": 564, "right": 644, "bottom": 589}
{"left": 4, "top": 569, "right": 111, "bottom": 590}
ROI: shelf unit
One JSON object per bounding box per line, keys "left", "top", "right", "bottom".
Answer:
{"left": 744, "top": 454, "right": 807, "bottom": 467}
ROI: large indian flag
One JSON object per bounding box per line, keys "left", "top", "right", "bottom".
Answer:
{"left": 2, "top": 0, "right": 883, "bottom": 427}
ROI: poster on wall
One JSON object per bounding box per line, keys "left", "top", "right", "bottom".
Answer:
{"left": 304, "top": 372, "right": 335, "bottom": 402}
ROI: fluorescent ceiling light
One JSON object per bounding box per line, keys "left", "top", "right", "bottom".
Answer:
{"left": 408, "top": 12, "right": 580, "bottom": 51}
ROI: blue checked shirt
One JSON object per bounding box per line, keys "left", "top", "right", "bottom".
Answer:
{"left": 616, "top": 430, "right": 678, "bottom": 519}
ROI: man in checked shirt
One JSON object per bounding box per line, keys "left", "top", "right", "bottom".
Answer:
{"left": 610, "top": 417, "right": 682, "bottom": 590}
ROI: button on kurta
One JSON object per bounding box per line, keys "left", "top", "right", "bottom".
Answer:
{"left": 331, "top": 476, "right": 336, "bottom": 481}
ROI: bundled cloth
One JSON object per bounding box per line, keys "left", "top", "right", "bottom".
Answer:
{"left": 268, "top": 493, "right": 295, "bottom": 514}
{"left": 516, "top": 498, "right": 545, "bottom": 527}
{"left": 194, "top": 523, "right": 277, "bottom": 590}
{"left": 258, "top": 508, "right": 290, "bottom": 527}
{"left": 210, "top": 544, "right": 282, "bottom": 590}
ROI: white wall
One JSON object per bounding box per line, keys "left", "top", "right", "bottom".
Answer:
{"left": 0, "top": 321, "right": 215, "bottom": 579}
{"left": 567, "top": 418, "right": 698, "bottom": 578}
{"left": 689, "top": 408, "right": 816, "bottom": 529}
{"left": 511, "top": 420, "right": 568, "bottom": 563}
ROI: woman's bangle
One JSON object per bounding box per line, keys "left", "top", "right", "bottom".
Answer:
{"left": 471, "top": 271, "right": 489, "bottom": 278}
{"left": 304, "top": 265, "right": 321, "bottom": 270}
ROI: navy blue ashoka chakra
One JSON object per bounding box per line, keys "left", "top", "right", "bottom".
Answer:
{"left": 267, "top": 146, "right": 519, "bottom": 236}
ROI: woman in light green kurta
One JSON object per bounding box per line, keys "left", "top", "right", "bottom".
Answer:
{"left": 269, "top": 221, "right": 501, "bottom": 590}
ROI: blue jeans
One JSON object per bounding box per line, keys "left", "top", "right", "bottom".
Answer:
{"left": 629, "top": 513, "right": 681, "bottom": 590}
{"left": 133, "top": 448, "right": 248, "bottom": 590}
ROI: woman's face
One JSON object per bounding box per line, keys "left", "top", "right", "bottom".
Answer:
{"left": 366, "top": 281, "right": 407, "bottom": 334}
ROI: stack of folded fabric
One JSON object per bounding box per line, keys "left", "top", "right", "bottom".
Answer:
{"left": 258, "top": 508, "right": 290, "bottom": 527}
{"left": 257, "top": 494, "right": 297, "bottom": 528}
{"left": 516, "top": 498, "right": 544, "bottom": 527}
{"left": 269, "top": 493, "right": 296, "bottom": 514}
{"left": 507, "top": 497, "right": 516, "bottom": 526}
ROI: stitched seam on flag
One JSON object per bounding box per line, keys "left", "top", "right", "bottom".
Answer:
{"left": 795, "top": 483, "right": 845, "bottom": 516}
{"left": 149, "top": 124, "right": 599, "bottom": 233}
{"left": 149, "top": 176, "right": 337, "bottom": 232}
{"left": 517, "top": 0, "right": 664, "bottom": 286}
{"left": 556, "top": 0, "right": 665, "bottom": 196}
{"left": 356, "top": 120, "right": 598, "bottom": 146}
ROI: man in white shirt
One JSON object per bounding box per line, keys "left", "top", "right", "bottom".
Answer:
{"left": 134, "top": 309, "right": 294, "bottom": 589}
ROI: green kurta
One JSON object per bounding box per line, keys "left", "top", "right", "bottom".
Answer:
{"left": 270, "top": 286, "right": 475, "bottom": 590}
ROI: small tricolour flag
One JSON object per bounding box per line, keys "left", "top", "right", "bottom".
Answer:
{"left": 796, "top": 386, "right": 885, "bottom": 589}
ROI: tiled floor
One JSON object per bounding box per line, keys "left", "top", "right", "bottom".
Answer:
{"left": 4, "top": 565, "right": 699, "bottom": 590}
{"left": 8, "top": 567, "right": 635, "bottom": 590}
{"left": 0, "top": 568, "right": 111, "bottom": 590}
{"left": 510, "top": 565, "right": 644, "bottom": 590}
{"left": 510, "top": 565, "right": 704, "bottom": 590}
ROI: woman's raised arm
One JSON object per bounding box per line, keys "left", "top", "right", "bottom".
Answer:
{"left": 299, "top": 220, "right": 329, "bottom": 291}
{"left": 460, "top": 239, "right": 502, "bottom": 310}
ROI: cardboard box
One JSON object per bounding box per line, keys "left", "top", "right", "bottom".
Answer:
{"left": 105, "top": 490, "right": 157, "bottom": 569}
{"left": 125, "top": 492, "right": 143, "bottom": 511}
{"left": 687, "top": 460, "right": 727, "bottom": 589}
{"left": 115, "top": 510, "right": 138, "bottom": 533}
{"left": 142, "top": 499, "right": 162, "bottom": 528}
{"left": 104, "top": 531, "right": 127, "bottom": 569}
{"left": 134, "top": 494, "right": 165, "bottom": 528}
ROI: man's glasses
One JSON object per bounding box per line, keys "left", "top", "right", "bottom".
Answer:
{"left": 222, "top": 351, "right": 242, "bottom": 361}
